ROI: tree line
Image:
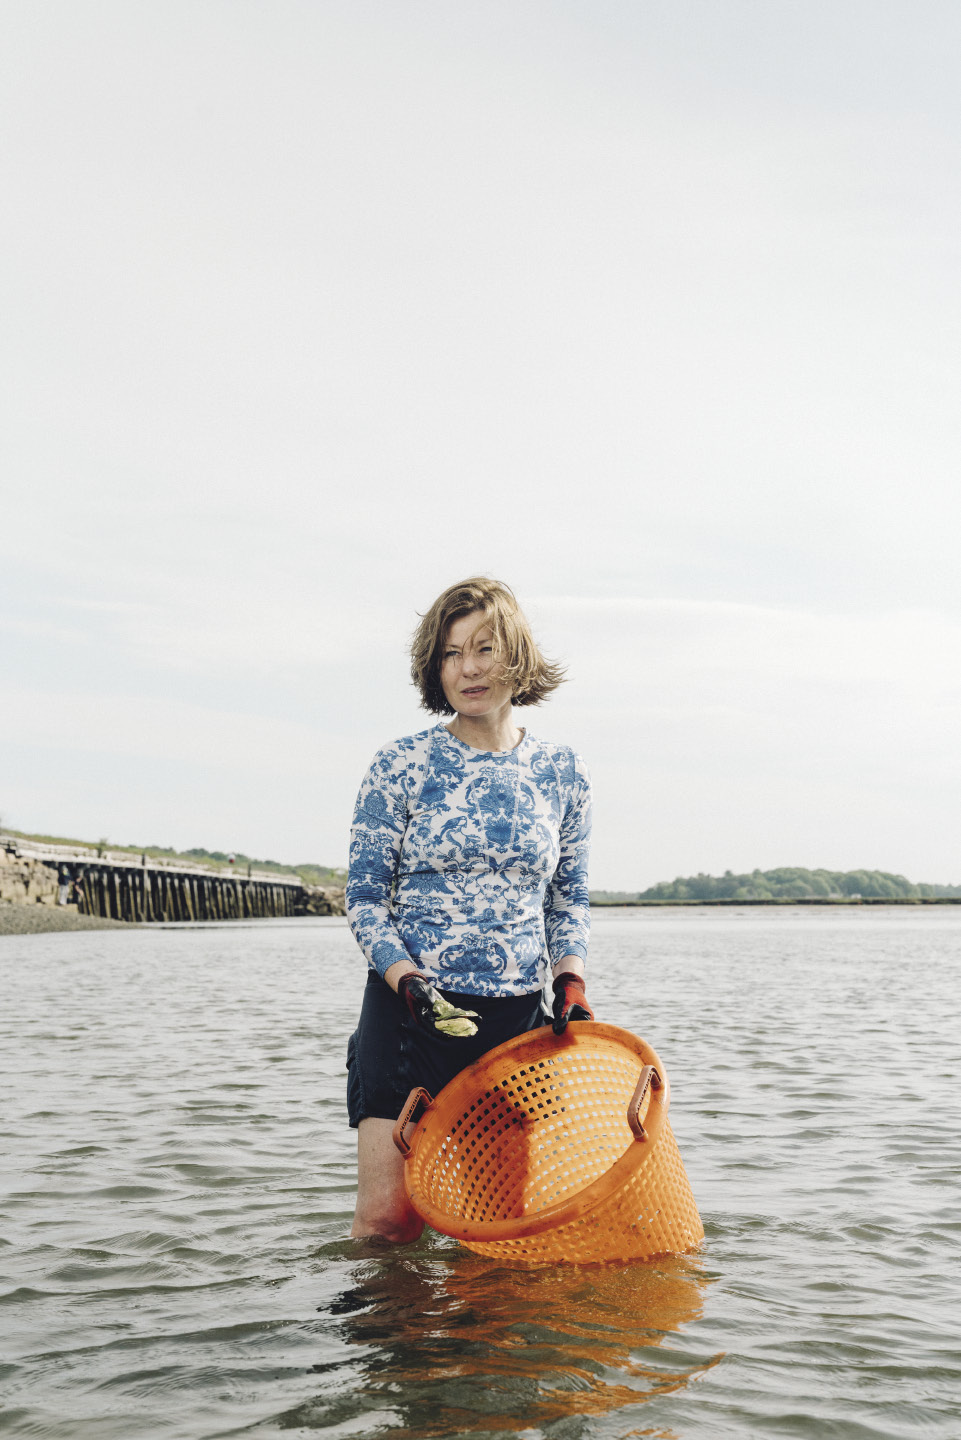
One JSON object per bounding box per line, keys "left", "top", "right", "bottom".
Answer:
{"left": 592, "top": 867, "right": 961, "bottom": 903}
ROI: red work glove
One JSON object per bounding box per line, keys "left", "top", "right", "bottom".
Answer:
{"left": 552, "top": 971, "right": 594, "bottom": 1034}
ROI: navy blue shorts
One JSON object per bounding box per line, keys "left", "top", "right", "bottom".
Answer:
{"left": 346, "top": 971, "right": 548, "bottom": 1128}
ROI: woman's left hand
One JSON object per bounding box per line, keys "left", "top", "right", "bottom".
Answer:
{"left": 551, "top": 971, "right": 594, "bottom": 1034}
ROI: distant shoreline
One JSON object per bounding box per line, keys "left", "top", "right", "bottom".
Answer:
{"left": 589, "top": 896, "right": 961, "bottom": 907}
{"left": 5, "top": 892, "right": 961, "bottom": 939}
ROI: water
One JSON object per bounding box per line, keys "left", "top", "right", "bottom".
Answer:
{"left": 1, "top": 907, "right": 959, "bottom": 1439}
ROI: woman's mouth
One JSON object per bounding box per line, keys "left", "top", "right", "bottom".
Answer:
{"left": 461, "top": 686, "right": 487, "bottom": 697}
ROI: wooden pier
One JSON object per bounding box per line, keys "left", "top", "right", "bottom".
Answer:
{"left": 75, "top": 860, "right": 303, "bottom": 923}
{"left": 2, "top": 836, "right": 344, "bottom": 922}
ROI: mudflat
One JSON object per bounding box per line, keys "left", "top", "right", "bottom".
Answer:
{"left": 0, "top": 906, "right": 131, "bottom": 936}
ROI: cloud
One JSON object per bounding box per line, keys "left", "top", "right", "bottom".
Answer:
{"left": 531, "top": 595, "right": 961, "bottom": 697}
{"left": 522, "top": 596, "right": 961, "bottom": 885}
{"left": 1, "top": 685, "right": 334, "bottom": 775}
{"left": 3, "top": 3, "right": 961, "bottom": 883}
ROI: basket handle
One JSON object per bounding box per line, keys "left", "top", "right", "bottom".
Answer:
{"left": 627, "top": 1064, "right": 665, "bottom": 1140}
{"left": 392, "top": 1086, "right": 434, "bottom": 1158}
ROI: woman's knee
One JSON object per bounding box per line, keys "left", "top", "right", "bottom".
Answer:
{"left": 351, "top": 1201, "right": 424, "bottom": 1244}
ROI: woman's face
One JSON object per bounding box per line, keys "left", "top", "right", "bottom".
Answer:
{"left": 441, "top": 611, "right": 513, "bottom": 719}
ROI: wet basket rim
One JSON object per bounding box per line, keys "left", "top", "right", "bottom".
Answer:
{"left": 404, "top": 1021, "right": 670, "bottom": 1243}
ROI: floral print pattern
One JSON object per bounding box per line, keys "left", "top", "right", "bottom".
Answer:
{"left": 346, "top": 725, "right": 591, "bottom": 996}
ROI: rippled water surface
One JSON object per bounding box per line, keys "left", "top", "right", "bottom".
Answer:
{"left": 2, "top": 908, "right": 960, "bottom": 1439}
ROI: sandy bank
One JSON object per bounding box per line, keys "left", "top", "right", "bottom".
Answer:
{"left": 0, "top": 906, "right": 132, "bottom": 937}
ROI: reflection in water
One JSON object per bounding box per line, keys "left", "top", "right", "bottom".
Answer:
{"left": 282, "top": 1239, "right": 717, "bottom": 1438}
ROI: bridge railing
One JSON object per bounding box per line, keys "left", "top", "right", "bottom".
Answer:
{"left": 1, "top": 834, "right": 302, "bottom": 886}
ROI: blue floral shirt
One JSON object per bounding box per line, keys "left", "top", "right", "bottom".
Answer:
{"left": 346, "top": 725, "right": 591, "bottom": 997}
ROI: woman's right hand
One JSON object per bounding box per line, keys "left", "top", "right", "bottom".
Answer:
{"left": 397, "top": 972, "right": 480, "bottom": 1039}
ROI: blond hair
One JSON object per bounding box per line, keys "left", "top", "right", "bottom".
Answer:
{"left": 410, "top": 577, "right": 565, "bottom": 715}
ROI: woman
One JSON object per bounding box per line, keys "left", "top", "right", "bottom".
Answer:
{"left": 346, "top": 577, "right": 593, "bottom": 1242}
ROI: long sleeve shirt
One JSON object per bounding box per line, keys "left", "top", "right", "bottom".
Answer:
{"left": 346, "top": 724, "right": 591, "bottom": 997}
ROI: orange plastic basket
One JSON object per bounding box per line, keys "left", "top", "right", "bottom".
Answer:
{"left": 392, "top": 1022, "right": 703, "bottom": 1265}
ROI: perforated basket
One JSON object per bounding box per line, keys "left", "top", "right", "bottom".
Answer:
{"left": 392, "top": 1022, "right": 703, "bottom": 1264}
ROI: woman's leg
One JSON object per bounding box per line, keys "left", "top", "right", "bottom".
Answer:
{"left": 346, "top": 980, "right": 543, "bottom": 1243}
{"left": 347, "top": 976, "right": 421, "bottom": 1242}
{"left": 350, "top": 1117, "right": 424, "bottom": 1243}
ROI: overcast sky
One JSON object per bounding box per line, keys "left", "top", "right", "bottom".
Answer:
{"left": 3, "top": 1, "right": 959, "bottom": 890}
